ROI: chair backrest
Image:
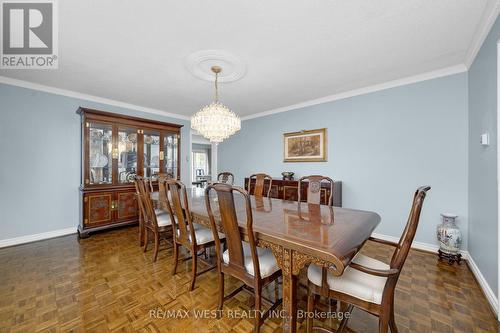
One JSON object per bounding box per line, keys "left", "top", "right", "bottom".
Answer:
{"left": 247, "top": 173, "right": 272, "bottom": 197}
{"left": 157, "top": 172, "right": 174, "bottom": 179}
{"left": 157, "top": 174, "right": 174, "bottom": 212}
{"left": 217, "top": 172, "right": 235, "bottom": 185}
{"left": 164, "top": 179, "right": 196, "bottom": 245}
{"left": 144, "top": 177, "right": 154, "bottom": 194}
{"left": 389, "top": 186, "right": 431, "bottom": 271}
{"left": 134, "top": 175, "right": 146, "bottom": 219}
{"left": 298, "top": 175, "right": 334, "bottom": 205}
{"left": 205, "top": 183, "right": 262, "bottom": 280}
{"left": 134, "top": 176, "right": 160, "bottom": 231}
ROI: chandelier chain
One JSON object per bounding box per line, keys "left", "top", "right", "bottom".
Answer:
{"left": 214, "top": 71, "right": 219, "bottom": 103}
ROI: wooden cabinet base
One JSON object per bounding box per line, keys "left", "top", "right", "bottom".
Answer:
{"left": 78, "top": 219, "right": 138, "bottom": 238}
{"left": 80, "top": 186, "right": 140, "bottom": 238}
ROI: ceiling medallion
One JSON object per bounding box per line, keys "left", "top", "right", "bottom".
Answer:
{"left": 191, "top": 65, "right": 241, "bottom": 144}
{"left": 185, "top": 50, "right": 246, "bottom": 83}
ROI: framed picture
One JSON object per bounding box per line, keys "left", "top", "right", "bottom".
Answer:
{"left": 283, "top": 128, "right": 327, "bottom": 162}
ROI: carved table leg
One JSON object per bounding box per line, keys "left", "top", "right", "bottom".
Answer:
{"left": 259, "top": 240, "right": 336, "bottom": 333}
{"left": 282, "top": 248, "right": 298, "bottom": 333}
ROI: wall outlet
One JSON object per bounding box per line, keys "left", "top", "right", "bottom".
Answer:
{"left": 480, "top": 133, "right": 490, "bottom": 146}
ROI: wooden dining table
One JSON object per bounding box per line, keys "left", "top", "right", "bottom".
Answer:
{"left": 152, "top": 188, "right": 380, "bottom": 333}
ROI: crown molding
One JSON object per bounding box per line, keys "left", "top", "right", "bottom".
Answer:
{"left": 464, "top": 0, "right": 500, "bottom": 69}
{"left": 241, "top": 64, "right": 468, "bottom": 121}
{"left": 0, "top": 76, "right": 190, "bottom": 121}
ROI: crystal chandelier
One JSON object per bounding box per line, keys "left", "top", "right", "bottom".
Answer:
{"left": 191, "top": 66, "right": 241, "bottom": 144}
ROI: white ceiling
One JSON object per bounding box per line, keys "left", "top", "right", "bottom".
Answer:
{"left": 0, "top": 0, "right": 498, "bottom": 119}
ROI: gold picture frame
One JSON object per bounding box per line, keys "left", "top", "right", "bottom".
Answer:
{"left": 283, "top": 128, "right": 327, "bottom": 162}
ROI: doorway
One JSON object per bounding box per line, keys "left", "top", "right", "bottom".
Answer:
{"left": 191, "top": 131, "right": 217, "bottom": 188}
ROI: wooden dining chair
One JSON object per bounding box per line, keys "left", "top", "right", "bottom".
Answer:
{"left": 217, "top": 172, "right": 235, "bottom": 185}
{"left": 134, "top": 176, "right": 172, "bottom": 262}
{"left": 298, "top": 175, "right": 334, "bottom": 206}
{"left": 306, "top": 186, "right": 431, "bottom": 333}
{"left": 205, "top": 183, "right": 282, "bottom": 333}
{"left": 164, "top": 179, "right": 223, "bottom": 291}
{"left": 247, "top": 173, "right": 273, "bottom": 197}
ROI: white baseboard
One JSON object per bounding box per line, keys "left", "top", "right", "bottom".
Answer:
{"left": 372, "top": 232, "right": 497, "bottom": 316}
{"left": 465, "top": 253, "right": 499, "bottom": 315}
{"left": 371, "top": 232, "right": 469, "bottom": 258}
{"left": 0, "top": 227, "right": 77, "bottom": 248}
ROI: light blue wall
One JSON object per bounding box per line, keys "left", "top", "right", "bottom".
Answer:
{"left": 468, "top": 16, "right": 500, "bottom": 296}
{"left": 219, "top": 73, "right": 469, "bottom": 248}
{"left": 0, "top": 83, "right": 190, "bottom": 240}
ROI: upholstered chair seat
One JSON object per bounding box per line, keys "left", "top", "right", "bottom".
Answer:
{"left": 307, "top": 254, "right": 388, "bottom": 304}
{"left": 222, "top": 242, "right": 280, "bottom": 278}
{"left": 156, "top": 213, "right": 172, "bottom": 227}
{"left": 177, "top": 226, "right": 225, "bottom": 245}
{"left": 154, "top": 208, "right": 167, "bottom": 216}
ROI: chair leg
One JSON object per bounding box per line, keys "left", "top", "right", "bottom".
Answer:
{"left": 189, "top": 248, "right": 198, "bottom": 291}
{"left": 306, "top": 288, "right": 315, "bottom": 333}
{"left": 254, "top": 286, "right": 262, "bottom": 333}
{"left": 138, "top": 213, "right": 144, "bottom": 246}
{"left": 337, "top": 304, "right": 353, "bottom": 333}
{"left": 217, "top": 272, "right": 224, "bottom": 315}
{"left": 274, "top": 280, "right": 279, "bottom": 302}
{"left": 379, "top": 313, "right": 389, "bottom": 333}
{"left": 153, "top": 232, "right": 159, "bottom": 262}
{"left": 329, "top": 298, "right": 337, "bottom": 311}
{"left": 172, "top": 243, "right": 179, "bottom": 275}
{"left": 143, "top": 230, "right": 149, "bottom": 252}
{"left": 389, "top": 298, "right": 398, "bottom": 333}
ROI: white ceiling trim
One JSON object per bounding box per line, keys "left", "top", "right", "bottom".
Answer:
{"left": 464, "top": 0, "right": 500, "bottom": 69}
{"left": 241, "top": 64, "right": 468, "bottom": 121}
{"left": 0, "top": 75, "right": 190, "bottom": 121}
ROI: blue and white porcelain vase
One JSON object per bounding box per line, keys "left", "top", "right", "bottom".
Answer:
{"left": 437, "top": 213, "right": 461, "bottom": 254}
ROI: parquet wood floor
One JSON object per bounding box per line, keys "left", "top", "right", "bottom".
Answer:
{"left": 0, "top": 226, "right": 498, "bottom": 333}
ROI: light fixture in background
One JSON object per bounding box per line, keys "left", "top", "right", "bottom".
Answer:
{"left": 191, "top": 66, "right": 241, "bottom": 144}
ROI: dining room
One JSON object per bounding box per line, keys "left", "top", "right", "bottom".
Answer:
{"left": 1, "top": 1, "right": 500, "bottom": 332}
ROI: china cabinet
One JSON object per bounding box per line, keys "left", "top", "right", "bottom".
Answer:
{"left": 78, "top": 108, "right": 182, "bottom": 237}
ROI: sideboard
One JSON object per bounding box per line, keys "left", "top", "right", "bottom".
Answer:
{"left": 244, "top": 178, "right": 342, "bottom": 207}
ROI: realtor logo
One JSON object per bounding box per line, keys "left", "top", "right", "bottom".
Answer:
{"left": 1, "top": 0, "right": 58, "bottom": 69}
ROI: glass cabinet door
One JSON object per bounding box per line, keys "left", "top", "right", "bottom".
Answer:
{"left": 143, "top": 130, "right": 160, "bottom": 178}
{"left": 117, "top": 127, "right": 138, "bottom": 183}
{"left": 163, "top": 132, "right": 179, "bottom": 179}
{"left": 88, "top": 122, "right": 113, "bottom": 185}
